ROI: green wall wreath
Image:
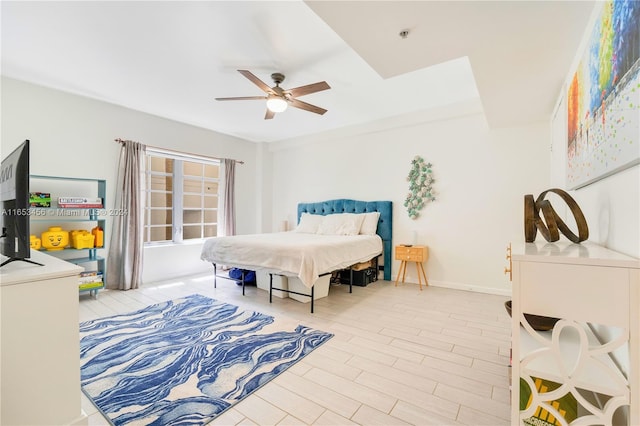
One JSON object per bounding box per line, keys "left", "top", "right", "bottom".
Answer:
{"left": 404, "top": 155, "right": 435, "bottom": 219}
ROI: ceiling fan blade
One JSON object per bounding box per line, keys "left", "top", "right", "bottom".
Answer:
{"left": 215, "top": 96, "right": 266, "bottom": 101}
{"left": 289, "top": 99, "right": 327, "bottom": 115}
{"left": 264, "top": 109, "right": 275, "bottom": 120}
{"left": 288, "top": 81, "right": 331, "bottom": 97}
{"left": 238, "top": 70, "right": 274, "bottom": 94}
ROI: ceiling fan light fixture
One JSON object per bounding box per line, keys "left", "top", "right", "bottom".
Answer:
{"left": 266, "top": 96, "right": 288, "bottom": 113}
{"left": 217, "top": 70, "right": 329, "bottom": 119}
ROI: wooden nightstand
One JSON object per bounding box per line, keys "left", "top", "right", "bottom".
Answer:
{"left": 395, "top": 245, "right": 429, "bottom": 290}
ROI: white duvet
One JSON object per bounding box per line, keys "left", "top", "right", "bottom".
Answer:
{"left": 200, "top": 232, "right": 382, "bottom": 288}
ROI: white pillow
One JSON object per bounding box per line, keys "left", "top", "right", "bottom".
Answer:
{"left": 359, "top": 211, "right": 381, "bottom": 235}
{"left": 317, "top": 213, "right": 365, "bottom": 236}
{"left": 294, "top": 213, "right": 324, "bottom": 233}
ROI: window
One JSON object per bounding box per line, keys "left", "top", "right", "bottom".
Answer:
{"left": 144, "top": 152, "right": 219, "bottom": 244}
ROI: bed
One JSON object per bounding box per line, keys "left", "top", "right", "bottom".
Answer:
{"left": 200, "top": 199, "right": 393, "bottom": 312}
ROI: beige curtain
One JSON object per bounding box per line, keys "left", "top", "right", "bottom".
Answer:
{"left": 106, "top": 140, "right": 146, "bottom": 290}
{"left": 220, "top": 158, "right": 236, "bottom": 237}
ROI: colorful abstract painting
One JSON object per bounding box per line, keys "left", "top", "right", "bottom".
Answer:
{"left": 567, "top": 0, "right": 640, "bottom": 189}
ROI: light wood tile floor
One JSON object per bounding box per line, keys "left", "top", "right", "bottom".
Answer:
{"left": 79, "top": 273, "right": 512, "bottom": 426}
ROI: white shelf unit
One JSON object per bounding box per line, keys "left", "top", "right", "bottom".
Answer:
{"left": 510, "top": 241, "right": 639, "bottom": 426}
{"left": 30, "top": 175, "right": 107, "bottom": 296}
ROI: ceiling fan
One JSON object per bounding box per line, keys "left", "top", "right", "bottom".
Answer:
{"left": 215, "top": 70, "right": 331, "bottom": 120}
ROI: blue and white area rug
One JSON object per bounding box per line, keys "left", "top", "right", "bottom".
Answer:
{"left": 79, "top": 294, "right": 333, "bottom": 426}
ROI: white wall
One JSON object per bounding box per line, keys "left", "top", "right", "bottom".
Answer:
{"left": 1, "top": 77, "right": 259, "bottom": 284}
{"left": 267, "top": 100, "right": 551, "bottom": 295}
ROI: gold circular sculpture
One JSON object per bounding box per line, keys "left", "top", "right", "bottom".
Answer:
{"left": 524, "top": 188, "right": 589, "bottom": 243}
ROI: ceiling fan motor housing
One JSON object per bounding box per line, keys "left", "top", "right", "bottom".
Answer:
{"left": 271, "top": 73, "right": 285, "bottom": 85}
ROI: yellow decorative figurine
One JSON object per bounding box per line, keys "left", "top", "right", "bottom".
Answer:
{"left": 41, "top": 226, "right": 69, "bottom": 251}
{"left": 30, "top": 235, "right": 42, "bottom": 250}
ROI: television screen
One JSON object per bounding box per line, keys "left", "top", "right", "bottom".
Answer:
{"left": 1, "top": 139, "right": 41, "bottom": 267}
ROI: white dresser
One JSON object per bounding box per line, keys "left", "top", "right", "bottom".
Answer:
{"left": 510, "top": 242, "right": 639, "bottom": 425}
{"left": 0, "top": 250, "right": 87, "bottom": 425}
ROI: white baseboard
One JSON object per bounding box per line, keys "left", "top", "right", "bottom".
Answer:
{"left": 69, "top": 410, "right": 89, "bottom": 426}
{"left": 425, "top": 279, "right": 511, "bottom": 297}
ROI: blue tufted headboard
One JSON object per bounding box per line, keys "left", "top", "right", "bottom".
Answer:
{"left": 297, "top": 199, "right": 393, "bottom": 281}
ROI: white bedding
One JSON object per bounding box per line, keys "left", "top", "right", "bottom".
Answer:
{"left": 200, "top": 232, "right": 382, "bottom": 288}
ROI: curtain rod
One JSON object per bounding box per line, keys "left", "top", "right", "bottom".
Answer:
{"left": 114, "top": 138, "right": 244, "bottom": 165}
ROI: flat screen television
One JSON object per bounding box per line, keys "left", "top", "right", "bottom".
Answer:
{"left": 1, "top": 139, "right": 42, "bottom": 267}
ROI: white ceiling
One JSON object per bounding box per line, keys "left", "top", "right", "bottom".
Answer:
{"left": 1, "top": 1, "right": 595, "bottom": 144}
